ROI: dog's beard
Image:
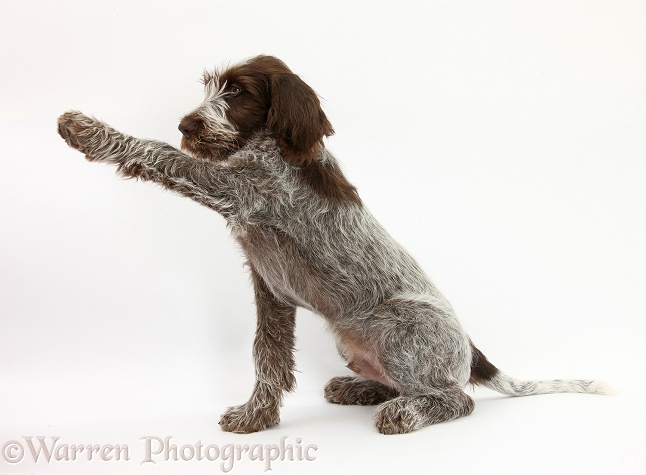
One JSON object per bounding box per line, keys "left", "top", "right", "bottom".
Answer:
{"left": 180, "top": 135, "right": 239, "bottom": 161}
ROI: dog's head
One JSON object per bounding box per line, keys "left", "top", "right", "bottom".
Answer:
{"left": 179, "top": 55, "right": 334, "bottom": 164}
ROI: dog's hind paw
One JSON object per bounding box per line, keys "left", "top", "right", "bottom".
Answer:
{"left": 324, "top": 376, "right": 398, "bottom": 405}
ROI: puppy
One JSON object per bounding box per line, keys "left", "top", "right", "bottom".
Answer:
{"left": 57, "top": 55, "right": 609, "bottom": 434}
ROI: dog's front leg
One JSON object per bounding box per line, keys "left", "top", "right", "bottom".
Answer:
{"left": 57, "top": 111, "right": 239, "bottom": 215}
{"left": 219, "top": 268, "right": 297, "bottom": 433}
{"left": 58, "top": 111, "right": 181, "bottom": 173}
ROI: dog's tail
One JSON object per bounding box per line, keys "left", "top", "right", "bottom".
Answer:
{"left": 468, "top": 341, "right": 612, "bottom": 396}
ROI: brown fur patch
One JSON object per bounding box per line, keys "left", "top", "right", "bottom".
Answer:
{"left": 216, "top": 56, "right": 353, "bottom": 204}
{"left": 300, "top": 161, "right": 361, "bottom": 206}
{"left": 468, "top": 341, "right": 500, "bottom": 385}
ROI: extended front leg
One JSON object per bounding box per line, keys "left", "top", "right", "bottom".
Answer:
{"left": 58, "top": 111, "right": 187, "bottom": 176}
{"left": 219, "top": 268, "right": 296, "bottom": 433}
{"left": 57, "top": 111, "right": 241, "bottom": 217}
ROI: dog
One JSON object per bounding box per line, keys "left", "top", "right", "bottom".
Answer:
{"left": 57, "top": 55, "right": 609, "bottom": 435}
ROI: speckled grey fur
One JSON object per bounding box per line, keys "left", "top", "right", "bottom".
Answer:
{"left": 56, "top": 58, "right": 609, "bottom": 435}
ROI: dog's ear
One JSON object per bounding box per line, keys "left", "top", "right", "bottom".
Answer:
{"left": 267, "top": 73, "right": 334, "bottom": 165}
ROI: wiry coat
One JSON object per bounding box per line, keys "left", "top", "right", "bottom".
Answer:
{"left": 57, "top": 55, "right": 609, "bottom": 435}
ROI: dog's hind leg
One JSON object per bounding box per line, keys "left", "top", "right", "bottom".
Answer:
{"left": 374, "top": 386, "right": 474, "bottom": 434}
{"left": 324, "top": 376, "right": 399, "bottom": 405}
{"left": 360, "top": 294, "right": 474, "bottom": 434}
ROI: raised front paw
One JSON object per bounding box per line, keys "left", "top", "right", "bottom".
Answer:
{"left": 219, "top": 402, "right": 280, "bottom": 433}
{"left": 57, "top": 111, "right": 103, "bottom": 157}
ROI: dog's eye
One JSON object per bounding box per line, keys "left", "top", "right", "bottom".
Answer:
{"left": 228, "top": 85, "right": 243, "bottom": 97}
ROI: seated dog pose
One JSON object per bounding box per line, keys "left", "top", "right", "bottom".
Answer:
{"left": 58, "top": 55, "right": 609, "bottom": 435}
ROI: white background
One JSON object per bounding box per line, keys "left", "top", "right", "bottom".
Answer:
{"left": 1, "top": 1, "right": 645, "bottom": 473}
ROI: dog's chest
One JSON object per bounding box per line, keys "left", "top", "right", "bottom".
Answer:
{"left": 232, "top": 224, "right": 319, "bottom": 310}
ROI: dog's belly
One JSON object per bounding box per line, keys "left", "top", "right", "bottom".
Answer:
{"left": 335, "top": 330, "right": 394, "bottom": 387}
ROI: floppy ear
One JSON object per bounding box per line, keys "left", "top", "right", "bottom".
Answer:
{"left": 267, "top": 73, "right": 334, "bottom": 164}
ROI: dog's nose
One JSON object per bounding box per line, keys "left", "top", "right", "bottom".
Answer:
{"left": 178, "top": 117, "right": 197, "bottom": 138}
